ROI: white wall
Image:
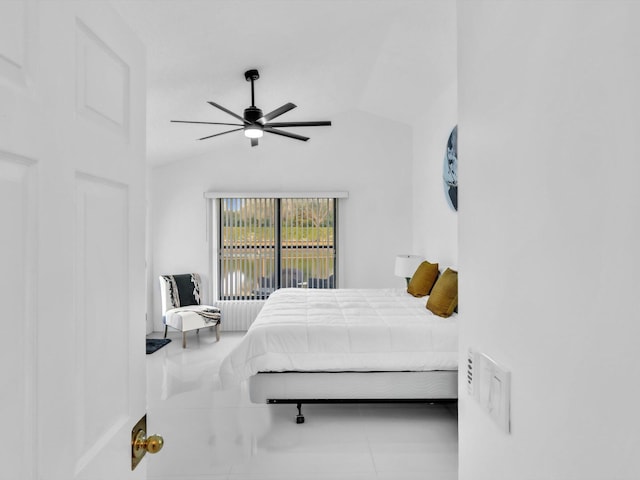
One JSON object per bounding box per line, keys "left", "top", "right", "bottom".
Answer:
{"left": 458, "top": 2, "right": 640, "bottom": 479}
{"left": 411, "top": 81, "right": 458, "bottom": 267}
{"left": 410, "top": 0, "right": 458, "bottom": 268}
{"left": 149, "top": 109, "right": 413, "bottom": 331}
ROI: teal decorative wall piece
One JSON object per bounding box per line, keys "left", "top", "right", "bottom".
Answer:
{"left": 443, "top": 125, "right": 458, "bottom": 211}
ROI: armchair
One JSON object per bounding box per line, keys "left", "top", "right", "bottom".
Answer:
{"left": 158, "top": 273, "right": 221, "bottom": 348}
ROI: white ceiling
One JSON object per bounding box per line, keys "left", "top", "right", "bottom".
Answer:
{"left": 110, "top": 0, "right": 456, "bottom": 165}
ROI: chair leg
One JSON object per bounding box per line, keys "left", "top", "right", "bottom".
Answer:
{"left": 163, "top": 325, "right": 168, "bottom": 339}
{"left": 215, "top": 323, "right": 221, "bottom": 342}
{"left": 182, "top": 332, "right": 186, "bottom": 348}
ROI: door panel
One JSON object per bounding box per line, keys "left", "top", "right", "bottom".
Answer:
{"left": 74, "top": 174, "right": 131, "bottom": 473}
{"left": 0, "top": 153, "right": 37, "bottom": 480}
{"left": 75, "top": 18, "right": 131, "bottom": 139}
{"left": 0, "top": 0, "right": 34, "bottom": 87}
{"left": 0, "top": 2, "right": 147, "bottom": 479}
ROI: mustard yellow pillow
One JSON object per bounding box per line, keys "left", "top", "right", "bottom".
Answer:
{"left": 426, "top": 268, "right": 458, "bottom": 317}
{"left": 407, "top": 261, "right": 439, "bottom": 297}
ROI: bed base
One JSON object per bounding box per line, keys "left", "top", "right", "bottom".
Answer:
{"left": 250, "top": 370, "right": 458, "bottom": 423}
{"left": 266, "top": 398, "right": 458, "bottom": 424}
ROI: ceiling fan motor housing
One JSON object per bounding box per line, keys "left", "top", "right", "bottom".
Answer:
{"left": 243, "top": 106, "right": 264, "bottom": 124}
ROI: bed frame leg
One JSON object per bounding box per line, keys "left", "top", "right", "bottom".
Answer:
{"left": 296, "top": 403, "right": 305, "bottom": 424}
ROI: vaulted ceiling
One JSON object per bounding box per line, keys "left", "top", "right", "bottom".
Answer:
{"left": 110, "top": 0, "right": 456, "bottom": 165}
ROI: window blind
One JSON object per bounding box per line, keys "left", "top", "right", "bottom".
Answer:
{"left": 218, "top": 197, "right": 336, "bottom": 300}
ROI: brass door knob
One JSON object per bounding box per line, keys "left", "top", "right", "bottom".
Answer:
{"left": 144, "top": 434, "right": 164, "bottom": 454}
{"left": 132, "top": 429, "right": 164, "bottom": 460}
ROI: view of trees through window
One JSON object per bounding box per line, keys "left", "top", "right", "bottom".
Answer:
{"left": 218, "top": 197, "right": 336, "bottom": 300}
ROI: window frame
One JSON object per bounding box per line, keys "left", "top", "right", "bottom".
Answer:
{"left": 206, "top": 191, "right": 348, "bottom": 301}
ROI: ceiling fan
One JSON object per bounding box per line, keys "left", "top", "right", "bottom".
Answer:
{"left": 171, "top": 69, "right": 331, "bottom": 147}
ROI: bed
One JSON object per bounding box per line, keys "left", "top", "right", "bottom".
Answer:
{"left": 219, "top": 285, "right": 458, "bottom": 422}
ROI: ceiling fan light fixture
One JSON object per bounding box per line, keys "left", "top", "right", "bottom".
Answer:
{"left": 244, "top": 125, "right": 263, "bottom": 139}
{"left": 171, "top": 69, "right": 331, "bottom": 146}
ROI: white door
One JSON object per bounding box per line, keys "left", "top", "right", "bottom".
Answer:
{"left": 0, "top": 2, "right": 148, "bottom": 479}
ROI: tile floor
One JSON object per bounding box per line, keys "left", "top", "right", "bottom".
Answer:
{"left": 146, "top": 330, "right": 458, "bottom": 480}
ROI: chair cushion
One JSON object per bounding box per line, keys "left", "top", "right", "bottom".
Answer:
{"left": 164, "top": 305, "right": 221, "bottom": 332}
{"left": 161, "top": 273, "right": 202, "bottom": 308}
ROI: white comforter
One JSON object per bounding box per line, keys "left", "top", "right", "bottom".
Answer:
{"left": 219, "top": 288, "right": 458, "bottom": 386}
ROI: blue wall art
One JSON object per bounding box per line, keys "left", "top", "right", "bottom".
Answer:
{"left": 443, "top": 125, "right": 458, "bottom": 211}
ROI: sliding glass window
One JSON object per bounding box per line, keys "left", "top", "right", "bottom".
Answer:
{"left": 218, "top": 197, "right": 336, "bottom": 300}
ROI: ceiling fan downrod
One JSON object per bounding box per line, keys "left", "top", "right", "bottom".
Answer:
{"left": 245, "top": 69, "right": 259, "bottom": 108}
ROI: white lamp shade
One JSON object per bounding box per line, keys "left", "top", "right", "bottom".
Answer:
{"left": 394, "top": 254, "right": 423, "bottom": 278}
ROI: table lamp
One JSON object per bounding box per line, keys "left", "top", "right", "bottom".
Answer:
{"left": 394, "top": 254, "right": 423, "bottom": 286}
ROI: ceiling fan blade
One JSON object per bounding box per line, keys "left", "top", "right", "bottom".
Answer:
{"left": 207, "top": 101, "right": 249, "bottom": 124}
{"left": 263, "top": 127, "right": 309, "bottom": 142}
{"left": 198, "top": 127, "right": 244, "bottom": 141}
{"left": 260, "top": 102, "right": 297, "bottom": 123}
{"left": 251, "top": 138, "right": 259, "bottom": 147}
{"left": 265, "top": 121, "right": 331, "bottom": 128}
{"left": 171, "top": 120, "right": 244, "bottom": 126}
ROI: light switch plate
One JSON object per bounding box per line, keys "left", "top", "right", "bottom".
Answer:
{"left": 475, "top": 352, "right": 511, "bottom": 433}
